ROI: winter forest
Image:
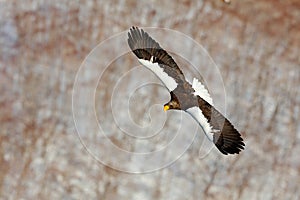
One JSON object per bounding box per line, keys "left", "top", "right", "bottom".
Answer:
{"left": 1, "top": 0, "right": 300, "bottom": 199}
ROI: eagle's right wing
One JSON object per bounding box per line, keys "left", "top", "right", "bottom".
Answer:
{"left": 128, "top": 27, "right": 186, "bottom": 92}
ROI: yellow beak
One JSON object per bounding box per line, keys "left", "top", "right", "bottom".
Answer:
{"left": 164, "top": 105, "right": 170, "bottom": 112}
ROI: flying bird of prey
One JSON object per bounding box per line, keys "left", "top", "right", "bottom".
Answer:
{"left": 127, "top": 27, "right": 244, "bottom": 155}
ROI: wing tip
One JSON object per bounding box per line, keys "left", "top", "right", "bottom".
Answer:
{"left": 128, "top": 26, "right": 160, "bottom": 47}
{"left": 213, "top": 117, "right": 245, "bottom": 155}
{"left": 215, "top": 131, "right": 245, "bottom": 155}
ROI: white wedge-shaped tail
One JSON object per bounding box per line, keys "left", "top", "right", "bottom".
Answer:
{"left": 192, "top": 78, "right": 213, "bottom": 105}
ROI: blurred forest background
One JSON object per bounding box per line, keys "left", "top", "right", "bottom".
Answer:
{"left": 1, "top": 0, "right": 300, "bottom": 199}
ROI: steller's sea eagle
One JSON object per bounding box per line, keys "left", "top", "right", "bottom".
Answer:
{"left": 127, "top": 27, "right": 244, "bottom": 155}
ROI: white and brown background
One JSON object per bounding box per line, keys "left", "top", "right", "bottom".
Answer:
{"left": 0, "top": 0, "right": 299, "bottom": 199}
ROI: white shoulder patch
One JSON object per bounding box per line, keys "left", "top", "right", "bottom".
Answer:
{"left": 138, "top": 58, "right": 178, "bottom": 91}
{"left": 186, "top": 106, "right": 214, "bottom": 142}
{"left": 192, "top": 78, "right": 213, "bottom": 105}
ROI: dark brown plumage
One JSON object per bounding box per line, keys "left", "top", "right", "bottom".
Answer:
{"left": 128, "top": 27, "right": 186, "bottom": 87}
{"left": 128, "top": 26, "right": 245, "bottom": 155}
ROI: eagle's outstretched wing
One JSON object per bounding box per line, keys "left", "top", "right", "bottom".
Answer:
{"left": 186, "top": 98, "right": 245, "bottom": 155}
{"left": 128, "top": 26, "right": 186, "bottom": 91}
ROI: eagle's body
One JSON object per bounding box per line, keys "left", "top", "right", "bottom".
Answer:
{"left": 128, "top": 27, "right": 245, "bottom": 155}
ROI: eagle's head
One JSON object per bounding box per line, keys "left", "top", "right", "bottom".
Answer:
{"left": 163, "top": 100, "right": 180, "bottom": 111}
{"left": 163, "top": 92, "right": 181, "bottom": 111}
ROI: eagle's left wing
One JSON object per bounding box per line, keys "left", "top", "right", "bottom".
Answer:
{"left": 128, "top": 27, "right": 186, "bottom": 91}
{"left": 186, "top": 98, "right": 245, "bottom": 155}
